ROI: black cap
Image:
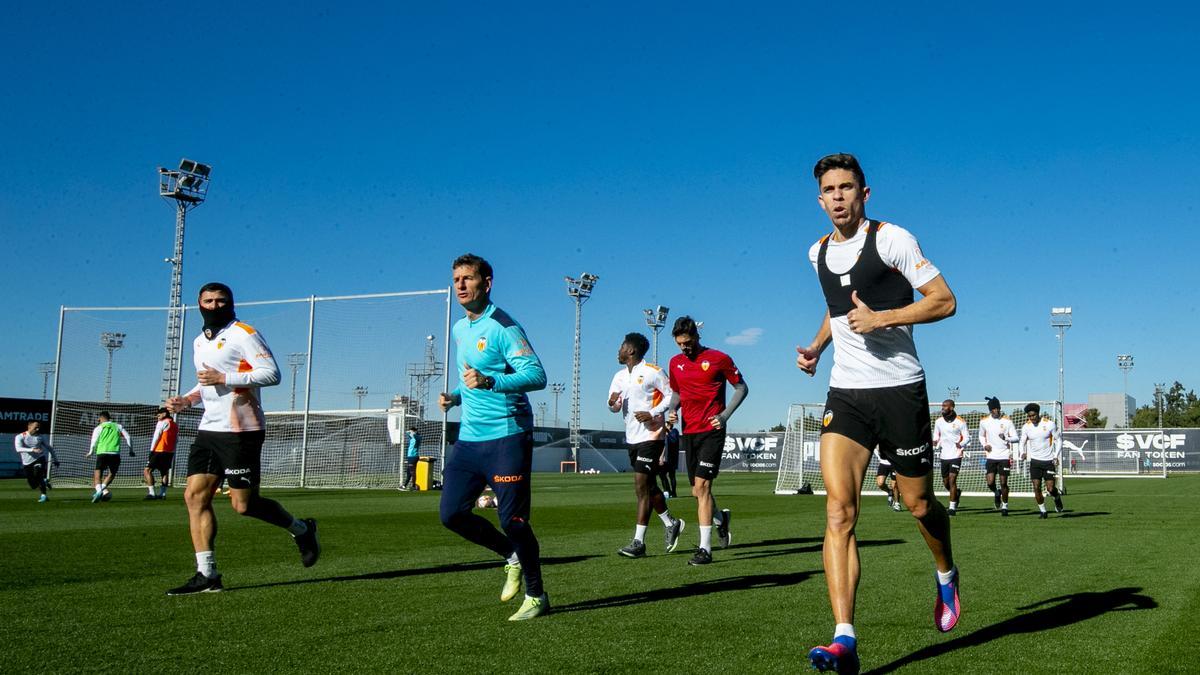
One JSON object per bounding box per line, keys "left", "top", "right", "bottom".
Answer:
{"left": 986, "top": 397, "right": 1001, "bottom": 410}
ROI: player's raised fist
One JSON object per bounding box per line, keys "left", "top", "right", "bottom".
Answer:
{"left": 438, "top": 392, "right": 454, "bottom": 411}
{"left": 796, "top": 345, "right": 821, "bottom": 376}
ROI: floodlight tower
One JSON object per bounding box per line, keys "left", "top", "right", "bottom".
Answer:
{"left": 158, "top": 158, "right": 212, "bottom": 403}
{"left": 406, "top": 335, "right": 443, "bottom": 422}
{"left": 288, "top": 353, "right": 307, "bottom": 411}
{"left": 39, "top": 361, "right": 56, "bottom": 399}
{"left": 549, "top": 383, "right": 565, "bottom": 427}
{"left": 100, "top": 332, "right": 126, "bottom": 402}
{"left": 353, "top": 385, "right": 369, "bottom": 410}
{"left": 1050, "top": 307, "right": 1072, "bottom": 410}
{"left": 537, "top": 402, "right": 548, "bottom": 427}
{"left": 1117, "top": 354, "right": 1134, "bottom": 427}
{"left": 642, "top": 305, "right": 670, "bottom": 364}
{"left": 947, "top": 386, "right": 959, "bottom": 402}
{"left": 565, "top": 273, "right": 599, "bottom": 466}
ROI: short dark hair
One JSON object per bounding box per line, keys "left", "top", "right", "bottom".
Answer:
{"left": 98, "top": 411, "right": 111, "bottom": 421}
{"left": 623, "top": 332, "right": 650, "bottom": 360}
{"left": 942, "top": 399, "right": 956, "bottom": 407}
{"left": 1024, "top": 402, "right": 1041, "bottom": 415}
{"left": 157, "top": 407, "right": 170, "bottom": 415}
{"left": 671, "top": 315, "right": 699, "bottom": 338}
{"left": 198, "top": 282, "right": 234, "bottom": 302}
{"left": 452, "top": 253, "right": 493, "bottom": 280}
{"left": 986, "top": 397, "right": 1001, "bottom": 410}
{"left": 408, "top": 426, "right": 417, "bottom": 432}
{"left": 813, "top": 153, "right": 867, "bottom": 188}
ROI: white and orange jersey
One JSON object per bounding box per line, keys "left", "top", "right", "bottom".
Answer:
{"left": 978, "top": 415, "right": 1019, "bottom": 460}
{"left": 1021, "top": 417, "right": 1057, "bottom": 462}
{"left": 150, "top": 418, "right": 179, "bottom": 453}
{"left": 933, "top": 416, "right": 970, "bottom": 460}
{"left": 608, "top": 360, "right": 672, "bottom": 445}
{"left": 184, "top": 320, "right": 280, "bottom": 433}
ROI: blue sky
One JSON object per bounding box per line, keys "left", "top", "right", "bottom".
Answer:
{"left": 3, "top": 2, "right": 1197, "bottom": 431}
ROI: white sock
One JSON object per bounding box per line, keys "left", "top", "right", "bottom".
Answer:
{"left": 834, "top": 623, "right": 856, "bottom": 639}
{"left": 658, "top": 511, "right": 673, "bottom": 526}
{"left": 699, "top": 526, "right": 712, "bottom": 552}
{"left": 506, "top": 552, "right": 520, "bottom": 565}
{"left": 949, "top": 501, "right": 957, "bottom": 510}
{"left": 196, "top": 551, "right": 217, "bottom": 578}
{"left": 95, "top": 484, "right": 103, "bottom": 493}
{"left": 937, "top": 567, "right": 956, "bottom": 585}
{"left": 634, "top": 524, "right": 647, "bottom": 543}
{"left": 1039, "top": 503, "right": 1047, "bottom": 513}
{"left": 1002, "top": 502, "right": 1008, "bottom": 509}
{"left": 147, "top": 486, "right": 156, "bottom": 495}
{"left": 287, "top": 518, "right": 309, "bottom": 536}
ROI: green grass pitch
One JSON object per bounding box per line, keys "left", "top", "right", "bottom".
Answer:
{"left": 2, "top": 473, "right": 1198, "bottom": 673}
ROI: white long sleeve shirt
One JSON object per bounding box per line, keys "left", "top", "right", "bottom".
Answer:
{"left": 978, "top": 415, "right": 1019, "bottom": 460}
{"left": 1021, "top": 418, "right": 1058, "bottom": 462}
{"left": 14, "top": 432, "right": 56, "bottom": 466}
{"left": 933, "top": 416, "right": 970, "bottom": 460}
{"left": 89, "top": 423, "right": 131, "bottom": 455}
{"left": 184, "top": 320, "right": 280, "bottom": 433}
{"left": 608, "top": 361, "right": 673, "bottom": 444}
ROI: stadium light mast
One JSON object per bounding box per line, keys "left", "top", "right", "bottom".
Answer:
{"left": 100, "top": 332, "right": 126, "bottom": 402}
{"left": 39, "top": 361, "right": 56, "bottom": 399}
{"left": 406, "top": 335, "right": 443, "bottom": 423}
{"left": 565, "top": 273, "right": 599, "bottom": 468}
{"left": 353, "top": 385, "right": 369, "bottom": 410}
{"left": 1050, "top": 307, "right": 1072, "bottom": 410}
{"left": 947, "top": 386, "right": 959, "bottom": 402}
{"left": 1155, "top": 382, "right": 1166, "bottom": 431}
{"left": 549, "top": 382, "right": 565, "bottom": 427}
{"left": 537, "top": 402, "right": 547, "bottom": 427}
{"left": 288, "top": 353, "right": 307, "bottom": 411}
{"left": 1117, "top": 354, "right": 1134, "bottom": 428}
{"left": 158, "top": 158, "right": 211, "bottom": 403}
{"left": 642, "top": 305, "right": 670, "bottom": 364}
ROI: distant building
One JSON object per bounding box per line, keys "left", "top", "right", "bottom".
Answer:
{"left": 1087, "top": 393, "right": 1136, "bottom": 429}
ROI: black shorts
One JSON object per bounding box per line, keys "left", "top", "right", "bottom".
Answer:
{"left": 940, "top": 458, "right": 962, "bottom": 477}
{"left": 1029, "top": 459, "right": 1058, "bottom": 481}
{"left": 985, "top": 459, "right": 1012, "bottom": 476}
{"left": 822, "top": 381, "right": 933, "bottom": 477}
{"left": 186, "top": 430, "right": 266, "bottom": 489}
{"left": 146, "top": 452, "right": 175, "bottom": 472}
{"left": 627, "top": 439, "right": 664, "bottom": 475}
{"left": 682, "top": 429, "right": 725, "bottom": 482}
{"left": 24, "top": 457, "right": 48, "bottom": 488}
{"left": 95, "top": 453, "right": 121, "bottom": 474}
{"left": 876, "top": 462, "right": 895, "bottom": 478}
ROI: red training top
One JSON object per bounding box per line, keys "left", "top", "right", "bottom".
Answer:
{"left": 668, "top": 347, "right": 743, "bottom": 435}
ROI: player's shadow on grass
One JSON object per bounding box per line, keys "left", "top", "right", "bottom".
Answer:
{"left": 225, "top": 554, "right": 600, "bottom": 592}
{"left": 864, "top": 587, "right": 1157, "bottom": 674}
{"left": 725, "top": 536, "right": 823, "bottom": 551}
{"left": 553, "top": 569, "right": 823, "bottom": 613}
{"left": 733, "top": 538, "right": 905, "bottom": 561}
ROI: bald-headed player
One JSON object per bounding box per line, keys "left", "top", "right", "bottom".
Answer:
{"left": 797, "top": 153, "right": 960, "bottom": 673}
{"left": 933, "top": 399, "right": 969, "bottom": 516}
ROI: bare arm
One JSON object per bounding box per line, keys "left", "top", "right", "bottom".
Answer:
{"left": 796, "top": 311, "right": 832, "bottom": 376}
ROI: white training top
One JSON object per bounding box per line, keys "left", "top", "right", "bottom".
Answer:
{"left": 978, "top": 415, "right": 1019, "bottom": 460}
{"left": 809, "top": 221, "right": 941, "bottom": 389}
{"left": 13, "top": 432, "right": 56, "bottom": 466}
{"left": 607, "top": 360, "right": 672, "bottom": 445}
{"left": 933, "top": 416, "right": 970, "bottom": 460}
{"left": 184, "top": 320, "right": 280, "bottom": 433}
{"left": 1021, "top": 418, "right": 1058, "bottom": 462}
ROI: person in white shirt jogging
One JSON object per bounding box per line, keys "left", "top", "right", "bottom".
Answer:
{"left": 979, "top": 397, "right": 1019, "bottom": 516}
{"left": 1020, "top": 402, "right": 1063, "bottom": 519}
{"left": 933, "top": 399, "right": 970, "bottom": 516}
{"left": 606, "top": 332, "right": 684, "bottom": 558}
{"left": 796, "top": 154, "right": 960, "bottom": 674}
{"left": 14, "top": 420, "right": 59, "bottom": 502}
{"left": 164, "top": 282, "right": 319, "bottom": 595}
{"left": 87, "top": 411, "right": 134, "bottom": 502}
{"left": 143, "top": 407, "right": 179, "bottom": 500}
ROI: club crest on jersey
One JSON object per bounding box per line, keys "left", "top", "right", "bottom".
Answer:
{"left": 823, "top": 410, "right": 833, "bottom": 427}
{"left": 701, "top": 360, "right": 710, "bottom": 371}
{"left": 217, "top": 338, "right": 227, "bottom": 350}
{"left": 476, "top": 337, "right": 487, "bottom": 352}
{"left": 636, "top": 375, "right": 644, "bottom": 384}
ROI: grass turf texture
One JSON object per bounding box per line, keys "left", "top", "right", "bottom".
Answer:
{"left": 2, "top": 474, "right": 1198, "bottom": 673}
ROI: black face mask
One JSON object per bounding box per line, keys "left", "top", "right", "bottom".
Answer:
{"left": 942, "top": 411, "right": 956, "bottom": 421}
{"left": 200, "top": 304, "right": 236, "bottom": 340}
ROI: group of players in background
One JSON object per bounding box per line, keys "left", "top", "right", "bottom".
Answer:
{"left": 12, "top": 153, "right": 1080, "bottom": 672}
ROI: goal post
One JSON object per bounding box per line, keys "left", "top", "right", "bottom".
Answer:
{"left": 776, "top": 400, "right": 1063, "bottom": 498}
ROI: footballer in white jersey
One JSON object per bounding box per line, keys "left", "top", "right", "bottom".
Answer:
{"left": 607, "top": 333, "right": 683, "bottom": 558}
{"left": 1020, "top": 402, "right": 1063, "bottom": 517}
{"left": 979, "top": 397, "right": 1020, "bottom": 515}
{"left": 933, "top": 399, "right": 969, "bottom": 515}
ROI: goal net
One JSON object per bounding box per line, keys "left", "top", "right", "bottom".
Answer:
{"left": 48, "top": 290, "right": 451, "bottom": 490}
{"left": 775, "top": 400, "right": 1063, "bottom": 498}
